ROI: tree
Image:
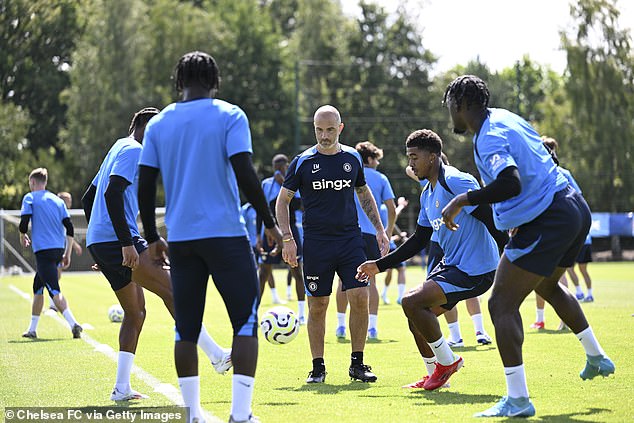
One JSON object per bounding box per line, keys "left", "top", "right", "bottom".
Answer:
{"left": 0, "top": 101, "right": 33, "bottom": 208}
{"left": 0, "top": 0, "right": 81, "bottom": 155}
{"left": 562, "top": 0, "right": 634, "bottom": 212}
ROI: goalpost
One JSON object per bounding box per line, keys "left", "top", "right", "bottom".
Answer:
{"left": 0, "top": 208, "right": 167, "bottom": 275}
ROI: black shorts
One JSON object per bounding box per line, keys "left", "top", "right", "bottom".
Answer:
{"left": 303, "top": 235, "right": 368, "bottom": 297}
{"left": 88, "top": 237, "right": 148, "bottom": 291}
{"left": 168, "top": 236, "right": 260, "bottom": 342}
{"left": 362, "top": 233, "right": 381, "bottom": 261}
{"left": 260, "top": 225, "right": 302, "bottom": 265}
{"left": 576, "top": 244, "right": 593, "bottom": 264}
{"left": 505, "top": 186, "right": 591, "bottom": 277}
{"left": 426, "top": 241, "right": 444, "bottom": 275}
{"left": 33, "top": 248, "right": 64, "bottom": 296}
{"left": 427, "top": 263, "right": 495, "bottom": 310}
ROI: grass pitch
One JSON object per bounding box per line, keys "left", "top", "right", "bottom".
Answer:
{"left": 1, "top": 262, "right": 633, "bottom": 422}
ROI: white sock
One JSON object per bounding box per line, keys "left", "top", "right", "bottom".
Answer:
{"left": 271, "top": 288, "right": 279, "bottom": 301}
{"left": 575, "top": 285, "right": 583, "bottom": 295}
{"left": 231, "top": 374, "right": 254, "bottom": 421}
{"left": 397, "top": 284, "right": 406, "bottom": 300}
{"left": 337, "top": 312, "right": 346, "bottom": 328}
{"left": 369, "top": 314, "right": 378, "bottom": 331}
{"left": 28, "top": 315, "right": 39, "bottom": 332}
{"left": 576, "top": 326, "right": 605, "bottom": 356}
{"left": 115, "top": 351, "right": 134, "bottom": 392}
{"left": 423, "top": 356, "right": 437, "bottom": 376}
{"left": 382, "top": 286, "right": 389, "bottom": 297}
{"left": 298, "top": 301, "right": 306, "bottom": 318}
{"left": 179, "top": 376, "right": 202, "bottom": 422}
{"left": 447, "top": 322, "right": 462, "bottom": 342}
{"left": 62, "top": 308, "right": 78, "bottom": 328}
{"left": 587, "top": 288, "right": 593, "bottom": 297}
{"left": 286, "top": 284, "right": 292, "bottom": 298}
{"left": 535, "top": 308, "right": 545, "bottom": 323}
{"left": 504, "top": 364, "right": 529, "bottom": 398}
{"left": 198, "top": 326, "right": 224, "bottom": 363}
{"left": 471, "top": 313, "right": 485, "bottom": 334}
{"left": 428, "top": 337, "right": 455, "bottom": 365}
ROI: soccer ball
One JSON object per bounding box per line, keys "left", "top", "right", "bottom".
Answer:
{"left": 108, "top": 304, "right": 124, "bottom": 323}
{"left": 260, "top": 306, "right": 299, "bottom": 345}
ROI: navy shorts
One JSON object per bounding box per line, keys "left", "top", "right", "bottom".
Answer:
{"left": 576, "top": 244, "right": 592, "bottom": 264}
{"left": 303, "top": 235, "right": 368, "bottom": 297}
{"left": 427, "top": 263, "right": 495, "bottom": 310}
{"left": 33, "top": 248, "right": 64, "bottom": 296}
{"left": 88, "top": 237, "right": 148, "bottom": 291}
{"left": 426, "top": 241, "right": 444, "bottom": 275}
{"left": 362, "top": 233, "right": 381, "bottom": 261}
{"left": 505, "top": 186, "right": 591, "bottom": 277}
{"left": 168, "top": 236, "right": 260, "bottom": 342}
{"left": 260, "top": 225, "right": 302, "bottom": 265}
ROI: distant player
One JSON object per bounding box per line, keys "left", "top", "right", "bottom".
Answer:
{"left": 381, "top": 196, "right": 409, "bottom": 305}
{"left": 356, "top": 129, "right": 506, "bottom": 391}
{"left": 83, "top": 107, "right": 232, "bottom": 402}
{"left": 138, "top": 51, "right": 282, "bottom": 423}
{"left": 442, "top": 75, "right": 614, "bottom": 417}
{"left": 19, "top": 168, "right": 82, "bottom": 339}
{"left": 276, "top": 105, "right": 389, "bottom": 384}
{"left": 335, "top": 141, "right": 396, "bottom": 340}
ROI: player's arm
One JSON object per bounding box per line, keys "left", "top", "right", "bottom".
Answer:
{"left": 470, "top": 204, "right": 510, "bottom": 252}
{"left": 356, "top": 224, "right": 432, "bottom": 280}
{"left": 230, "top": 152, "right": 282, "bottom": 246}
{"left": 19, "top": 214, "right": 31, "bottom": 247}
{"left": 356, "top": 184, "right": 389, "bottom": 255}
{"left": 104, "top": 175, "right": 133, "bottom": 247}
{"left": 442, "top": 167, "right": 521, "bottom": 230}
{"left": 275, "top": 186, "right": 299, "bottom": 267}
{"left": 61, "top": 216, "right": 75, "bottom": 268}
{"left": 81, "top": 184, "right": 97, "bottom": 224}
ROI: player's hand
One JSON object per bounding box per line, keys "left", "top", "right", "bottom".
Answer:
{"left": 61, "top": 254, "right": 71, "bottom": 269}
{"left": 356, "top": 260, "right": 379, "bottom": 282}
{"left": 148, "top": 237, "right": 169, "bottom": 266}
{"left": 264, "top": 225, "right": 283, "bottom": 250}
{"left": 397, "top": 196, "right": 408, "bottom": 208}
{"left": 73, "top": 242, "right": 83, "bottom": 256}
{"left": 377, "top": 231, "right": 390, "bottom": 256}
{"left": 121, "top": 245, "right": 139, "bottom": 269}
{"left": 20, "top": 233, "right": 31, "bottom": 247}
{"left": 281, "top": 239, "right": 298, "bottom": 268}
{"left": 442, "top": 193, "right": 468, "bottom": 231}
{"left": 91, "top": 263, "right": 101, "bottom": 271}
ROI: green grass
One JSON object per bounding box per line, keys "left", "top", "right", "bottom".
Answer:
{"left": 1, "top": 262, "right": 633, "bottom": 422}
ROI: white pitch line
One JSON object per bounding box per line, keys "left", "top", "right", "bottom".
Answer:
{"left": 8, "top": 284, "right": 223, "bottom": 423}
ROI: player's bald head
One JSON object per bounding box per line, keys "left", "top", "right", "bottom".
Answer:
{"left": 314, "top": 105, "right": 341, "bottom": 124}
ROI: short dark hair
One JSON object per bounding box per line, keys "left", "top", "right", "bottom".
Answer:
{"left": 29, "top": 168, "right": 48, "bottom": 184}
{"left": 405, "top": 129, "right": 442, "bottom": 155}
{"left": 443, "top": 75, "right": 490, "bottom": 111}
{"left": 128, "top": 107, "right": 160, "bottom": 135}
{"left": 355, "top": 141, "right": 383, "bottom": 165}
{"left": 174, "top": 51, "right": 220, "bottom": 95}
{"left": 272, "top": 154, "right": 289, "bottom": 166}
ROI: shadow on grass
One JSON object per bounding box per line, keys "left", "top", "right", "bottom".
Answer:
{"left": 448, "top": 345, "right": 496, "bottom": 353}
{"left": 276, "top": 381, "right": 374, "bottom": 394}
{"left": 526, "top": 329, "right": 569, "bottom": 335}
{"left": 333, "top": 338, "right": 399, "bottom": 345}
{"left": 8, "top": 338, "right": 68, "bottom": 343}
{"left": 404, "top": 390, "right": 500, "bottom": 405}
{"left": 531, "top": 407, "right": 611, "bottom": 421}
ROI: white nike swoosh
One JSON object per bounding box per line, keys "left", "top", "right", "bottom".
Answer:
{"left": 311, "top": 169, "right": 320, "bottom": 173}
{"left": 508, "top": 406, "right": 532, "bottom": 417}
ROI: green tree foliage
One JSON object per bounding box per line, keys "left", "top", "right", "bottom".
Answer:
{"left": 0, "top": 0, "right": 80, "bottom": 155}
{"left": 563, "top": 0, "right": 634, "bottom": 211}
{"left": 0, "top": 101, "right": 33, "bottom": 207}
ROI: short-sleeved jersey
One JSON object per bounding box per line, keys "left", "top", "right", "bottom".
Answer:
{"left": 417, "top": 165, "right": 498, "bottom": 276}
{"left": 355, "top": 167, "right": 394, "bottom": 235}
{"left": 86, "top": 137, "right": 142, "bottom": 246}
{"left": 474, "top": 108, "right": 568, "bottom": 230}
{"left": 140, "top": 98, "right": 251, "bottom": 242}
{"left": 241, "top": 203, "right": 258, "bottom": 247}
{"left": 283, "top": 145, "right": 365, "bottom": 240}
{"left": 20, "top": 190, "right": 69, "bottom": 252}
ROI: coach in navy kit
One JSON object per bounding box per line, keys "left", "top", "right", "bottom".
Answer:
{"left": 276, "top": 105, "right": 389, "bottom": 384}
